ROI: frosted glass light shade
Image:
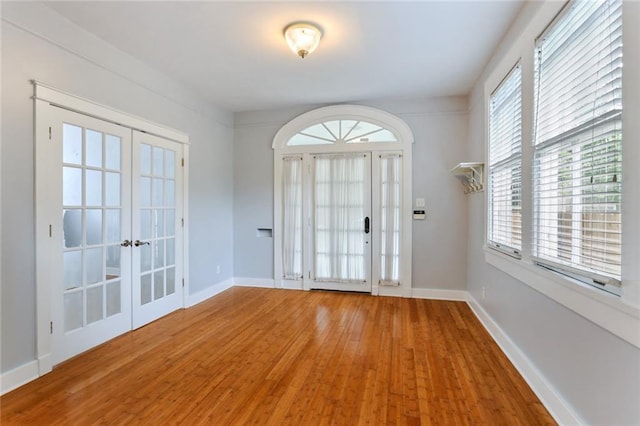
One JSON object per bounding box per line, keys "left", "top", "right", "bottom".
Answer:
{"left": 284, "top": 22, "right": 322, "bottom": 58}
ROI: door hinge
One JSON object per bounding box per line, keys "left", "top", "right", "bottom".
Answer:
{"left": 308, "top": 271, "right": 310, "bottom": 279}
{"left": 182, "top": 278, "right": 185, "bottom": 287}
{"left": 50, "top": 321, "right": 53, "bottom": 334}
{"left": 181, "top": 158, "right": 185, "bottom": 167}
{"left": 181, "top": 218, "right": 184, "bottom": 227}
{"left": 49, "top": 127, "right": 52, "bottom": 140}
{"left": 49, "top": 224, "right": 52, "bottom": 238}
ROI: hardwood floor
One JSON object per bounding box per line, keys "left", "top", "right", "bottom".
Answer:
{"left": 1, "top": 287, "right": 555, "bottom": 425}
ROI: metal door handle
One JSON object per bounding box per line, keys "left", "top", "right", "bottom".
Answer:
{"left": 134, "top": 240, "right": 150, "bottom": 247}
{"left": 121, "top": 240, "right": 132, "bottom": 247}
{"left": 364, "top": 217, "right": 370, "bottom": 234}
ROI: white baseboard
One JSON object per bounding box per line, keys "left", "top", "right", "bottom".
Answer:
{"left": 411, "top": 287, "right": 468, "bottom": 301}
{"left": 230, "top": 280, "right": 468, "bottom": 301}
{"left": 233, "top": 277, "right": 275, "bottom": 288}
{"left": 186, "top": 278, "right": 234, "bottom": 307}
{"left": 1, "top": 360, "right": 39, "bottom": 396}
{"left": 466, "top": 295, "right": 582, "bottom": 425}
{"left": 38, "top": 353, "right": 52, "bottom": 376}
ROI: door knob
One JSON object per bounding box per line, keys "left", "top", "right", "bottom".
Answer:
{"left": 134, "top": 240, "right": 151, "bottom": 247}
{"left": 364, "top": 217, "right": 370, "bottom": 234}
{"left": 121, "top": 240, "right": 132, "bottom": 247}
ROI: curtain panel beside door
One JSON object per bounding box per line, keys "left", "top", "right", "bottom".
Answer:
{"left": 282, "top": 156, "right": 303, "bottom": 279}
{"left": 379, "top": 154, "right": 402, "bottom": 286}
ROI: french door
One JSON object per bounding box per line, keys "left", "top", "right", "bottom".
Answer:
{"left": 53, "top": 109, "right": 133, "bottom": 364}
{"left": 50, "top": 107, "right": 183, "bottom": 364}
{"left": 311, "top": 153, "right": 372, "bottom": 292}
{"left": 131, "top": 131, "right": 183, "bottom": 329}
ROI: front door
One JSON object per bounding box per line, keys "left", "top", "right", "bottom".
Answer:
{"left": 311, "top": 153, "right": 372, "bottom": 292}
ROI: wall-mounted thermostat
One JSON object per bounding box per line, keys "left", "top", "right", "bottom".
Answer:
{"left": 413, "top": 210, "right": 426, "bottom": 220}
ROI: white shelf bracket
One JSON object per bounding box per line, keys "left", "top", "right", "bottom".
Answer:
{"left": 450, "top": 162, "right": 484, "bottom": 194}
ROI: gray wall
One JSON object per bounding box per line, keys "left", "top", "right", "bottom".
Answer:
{"left": 233, "top": 97, "right": 469, "bottom": 290}
{"left": 1, "top": 3, "right": 234, "bottom": 372}
{"left": 3, "top": 2, "right": 638, "bottom": 424}
{"left": 466, "top": 1, "right": 640, "bottom": 424}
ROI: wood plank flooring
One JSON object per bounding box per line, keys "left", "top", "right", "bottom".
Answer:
{"left": 1, "top": 287, "right": 555, "bottom": 425}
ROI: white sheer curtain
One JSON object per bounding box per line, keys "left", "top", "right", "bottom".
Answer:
{"left": 380, "top": 154, "right": 401, "bottom": 285}
{"left": 314, "top": 154, "right": 366, "bottom": 282}
{"left": 282, "top": 156, "right": 303, "bottom": 279}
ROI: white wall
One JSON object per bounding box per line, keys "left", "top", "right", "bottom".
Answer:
{"left": 466, "top": 1, "right": 640, "bottom": 424}
{"left": 1, "top": 3, "right": 234, "bottom": 373}
{"left": 233, "top": 97, "right": 469, "bottom": 291}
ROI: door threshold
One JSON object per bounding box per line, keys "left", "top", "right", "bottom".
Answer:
{"left": 310, "top": 288, "right": 371, "bottom": 295}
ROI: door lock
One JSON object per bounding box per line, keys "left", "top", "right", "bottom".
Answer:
{"left": 134, "top": 240, "right": 151, "bottom": 247}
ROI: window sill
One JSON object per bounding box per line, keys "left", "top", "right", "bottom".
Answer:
{"left": 483, "top": 246, "right": 640, "bottom": 349}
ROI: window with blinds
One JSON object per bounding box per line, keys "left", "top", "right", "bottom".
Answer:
{"left": 488, "top": 64, "right": 522, "bottom": 256}
{"left": 533, "top": 0, "right": 623, "bottom": 290}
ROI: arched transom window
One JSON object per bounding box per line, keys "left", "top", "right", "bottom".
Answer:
{"left": 288, "top": 120, "right": 398, "bottom": 146}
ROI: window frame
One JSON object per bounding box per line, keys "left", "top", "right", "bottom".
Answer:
{"left": 481, "top": 0, "right": 639, "bottom": 349}
{"left": 487, "top": 62, "right": 523, "bottom": 258}
{"left": 531, "top": 0, "right": 623, "bottom": 292}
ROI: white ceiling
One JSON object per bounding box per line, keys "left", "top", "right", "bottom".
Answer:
{"left": 44, "top": 1, "right": 524, "bottom": 113}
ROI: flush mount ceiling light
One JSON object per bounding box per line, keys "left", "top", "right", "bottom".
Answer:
{"left": 284, "top": 22, "right": 323, "bottom": 59}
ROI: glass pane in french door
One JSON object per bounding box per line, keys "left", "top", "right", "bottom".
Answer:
{"left": 55, "top": 108, "right": 132, "bottom": 365}
{"left": 312, "top": 153, "right": 372, "bottom": 293}
{"left": 132, "top": 131, "right": 182, "bottom": 329}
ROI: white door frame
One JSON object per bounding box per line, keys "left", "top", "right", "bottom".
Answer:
{"left": 272, "top": 105, "right": 414, "bottom": 297}
{"left": 34, "top": 81, "right": 190, "bottom": 375}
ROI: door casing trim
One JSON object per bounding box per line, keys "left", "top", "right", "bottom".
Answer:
{"left": 273, "top": 105, "right": 413, "bottom": 296}
{"left": 34, "top": 81, "right": 190, "bottom": 376}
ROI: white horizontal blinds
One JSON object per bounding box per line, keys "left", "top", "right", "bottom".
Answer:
{"left": 488, "top": 64, "right": 522, "bottom": 255}
{"left": 282, "top": 156, "right": 303, "bottom": 279}
{"left": 314, "top": 154, "right": 366, "bottom": 282}
{"left": 533, "top": 0, "right": 623, "bottom": 286}
{"left": 380, "top": 154, "right": 401, "bottom": 285}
